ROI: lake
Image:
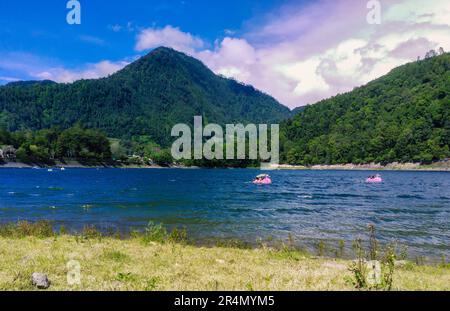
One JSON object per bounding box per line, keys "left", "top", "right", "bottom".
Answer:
{"left": 0, "top": 168, "right": 449, "bottom": 259}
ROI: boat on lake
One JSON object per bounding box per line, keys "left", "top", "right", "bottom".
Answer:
{"left": 366, "top": 174, "right": 382, "bottom": 183}
{"left": 253, "top": 174, "right": 272, "bottom": 185}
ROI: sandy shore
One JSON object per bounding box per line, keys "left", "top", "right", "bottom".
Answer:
{"left": 278, "top": 161, "right": 449, "bottom": 171}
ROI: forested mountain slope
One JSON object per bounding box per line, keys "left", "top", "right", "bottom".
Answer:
{"left": 0, "top": 47, "right": 291, "bottom": 146}
{"left": 282, "top": 53, "right": 449, "bottom": 165}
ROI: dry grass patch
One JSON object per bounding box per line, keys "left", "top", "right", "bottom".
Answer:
{"left": 0, "top": 236, "right": 448, "bottom": 291}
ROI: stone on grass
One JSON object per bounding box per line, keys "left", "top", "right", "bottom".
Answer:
{"left": 32, "top": 273, "right": 50, "bottom": 289}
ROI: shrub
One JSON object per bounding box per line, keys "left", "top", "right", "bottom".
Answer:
{"left": 142, "top": 222, "right": 168, "bottom": 243}
{"left": 346, "top": 225, "right": 396, "bottom": 291}
{"left": 168, "top": 227, "right": 188, "bottom": 244}
{"left": 316, "top": 240, "right": 326, "bottom": 257}
{"left": 0, "top": 220, "right": 54, "bottom": 238}
{"left": 81, "top": 225, "right": 102, "bottom": 239}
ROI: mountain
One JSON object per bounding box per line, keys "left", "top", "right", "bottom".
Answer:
{"left": 282, "top": 53, "right": 449, "bottom": 165}
{"left": 290, "top": 105, "right": 308, "bottom": 115}
{"left": 5, "top": 80, "right": 56, "bottom": 87}
{"left": 0, "top": 47, "right": 290, "bottom": 146}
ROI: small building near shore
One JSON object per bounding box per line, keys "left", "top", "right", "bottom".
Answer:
{"left": 0, "top": 145, "right": 17, "bottom": 160}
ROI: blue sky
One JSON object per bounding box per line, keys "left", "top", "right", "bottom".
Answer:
{"left": 1, "top": 0, "right": 449, "bottom": 108}
{"left": 0, "top": 0, "right": 291, "bottom": 71}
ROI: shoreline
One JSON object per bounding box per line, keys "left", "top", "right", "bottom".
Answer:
{"left": 0, "top": 235, "right": 448, "bottom": 291}
{"left": 0, "top": 220, "right": 446, "bottom": 263}
{"left": 1, "top": 160, "right": 449, "bottom": 171}
{"left": 0, "top": 160, "right": 177, "bottom": 170}
{"left": 277, "top": 162, "right": 450, "bottom": 172}
{"left": 0, "top": 220, "right": 448, "bottom": 291}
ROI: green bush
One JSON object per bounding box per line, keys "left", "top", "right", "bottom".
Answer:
{"left": 0, "top": 220, "right": 55, "bottom": 238}
{"left": 346, "top": 225, "right": 396, "bottom": 290}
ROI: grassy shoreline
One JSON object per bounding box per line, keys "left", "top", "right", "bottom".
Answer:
{"left": 0, "top": 222, "right": 448, "bottom": 291}
{"left": 1, "top": 236, "right": 449, "bottom": 291}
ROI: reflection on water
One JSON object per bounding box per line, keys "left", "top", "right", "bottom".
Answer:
{"left": 0, "top": 168, "right": 449, "bottom": 258}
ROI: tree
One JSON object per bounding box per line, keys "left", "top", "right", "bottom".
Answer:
{"left": 152, "top": 149, "right": 173, "bottom": 166}
{"left": 425, "top": 49, "right": 437, "bottom": 59}
{"left": 282, "top": 53, "right": 450, "bottom": 165}
{"left": 0, "top": 127, "right": 12, "bottom": 145}
{"left": 57, "top": 126, "right": 111, "bottom": 161}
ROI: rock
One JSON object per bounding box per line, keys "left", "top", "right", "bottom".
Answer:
{"left": 32, "top": 273, "right": 50, "bottom": 289}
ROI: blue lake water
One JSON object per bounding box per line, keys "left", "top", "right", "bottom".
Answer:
{"left": 0, "top": 168, "right": 449, "bottom": 259}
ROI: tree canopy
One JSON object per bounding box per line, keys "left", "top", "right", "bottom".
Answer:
{"left": 0, "top": 126, "right": 111, "bottom": 164}
{"left": 281, "top": 53, "right": 450, "bottom": 165}
{"left": 0, "top": 47, "right": 291, "bottom": 147}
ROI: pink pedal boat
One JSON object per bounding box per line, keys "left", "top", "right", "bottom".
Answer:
{"left": 253, "top": 174, "right": 272, "bottom": 185}
{"left": 366, "top": 174, "right": 383, "bottom": 183}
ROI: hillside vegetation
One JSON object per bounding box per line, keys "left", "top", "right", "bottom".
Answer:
{"left": 0, "top": 126, "right": 111, "bottom": 164}
{"left": 1, "top": 49, "right": 449, "bottom": 166}
{"left": 0, "top": 47, "right": 290, "bottom": 147}
{"left": 282, "top": 53, "right": 450, "bottom": 165}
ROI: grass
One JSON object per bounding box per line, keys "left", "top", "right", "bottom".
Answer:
{"left": 0, "top": 221, "right": 449, "bottom": 291}
{"left": 0, "top": 236, "right": 449, "bottom": 291}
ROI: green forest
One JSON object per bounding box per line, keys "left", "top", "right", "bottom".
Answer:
{"left": 0, "top": 126, "right": 179, "bottom": 166}
{"left": 0, "top": 49, "right": 449, "bottom": 167}
{"left": 0, "top": 47, "right": 290, "bottom": 147}
{"left": 0, "top": 126, "right": 111, "bottom": 164}
{"left": 281, "top": 52, "right": 449, "bottom": 165}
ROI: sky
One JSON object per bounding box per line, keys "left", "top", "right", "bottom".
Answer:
{"left": 0, "top": 0, "right": 449, "bottom": 108}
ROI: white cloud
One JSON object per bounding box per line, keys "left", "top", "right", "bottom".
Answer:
{"left": 384, "top": 0, "right": 450, "bottom": 25}
{"left": 3, "top": 1, "right": 449, "bottom": 108}
{"left": 192, "top": 0, "right": 450, "bottom": 107}
{"left": 0, "top": 76, "right": 20, "bottom": 82}
{"left": 108, "top": 24, "right": 123, "bottom": 32}
{"left": 224, "top": 29, "right": 236, "bottom": 36}
{"left": 135, "top": 25, "right": 204, "bottom": 54}
{"left": 108, "top": 22, "right": 137, "bottom": 33}
{"left": 197, "top": 38, "right": 257, "bottom": 81}
{"left": 0, "top": 51, "right": 131, "bottom": 84}
{"left": 34, "top": 60, "right": 130, "bottom": 83}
